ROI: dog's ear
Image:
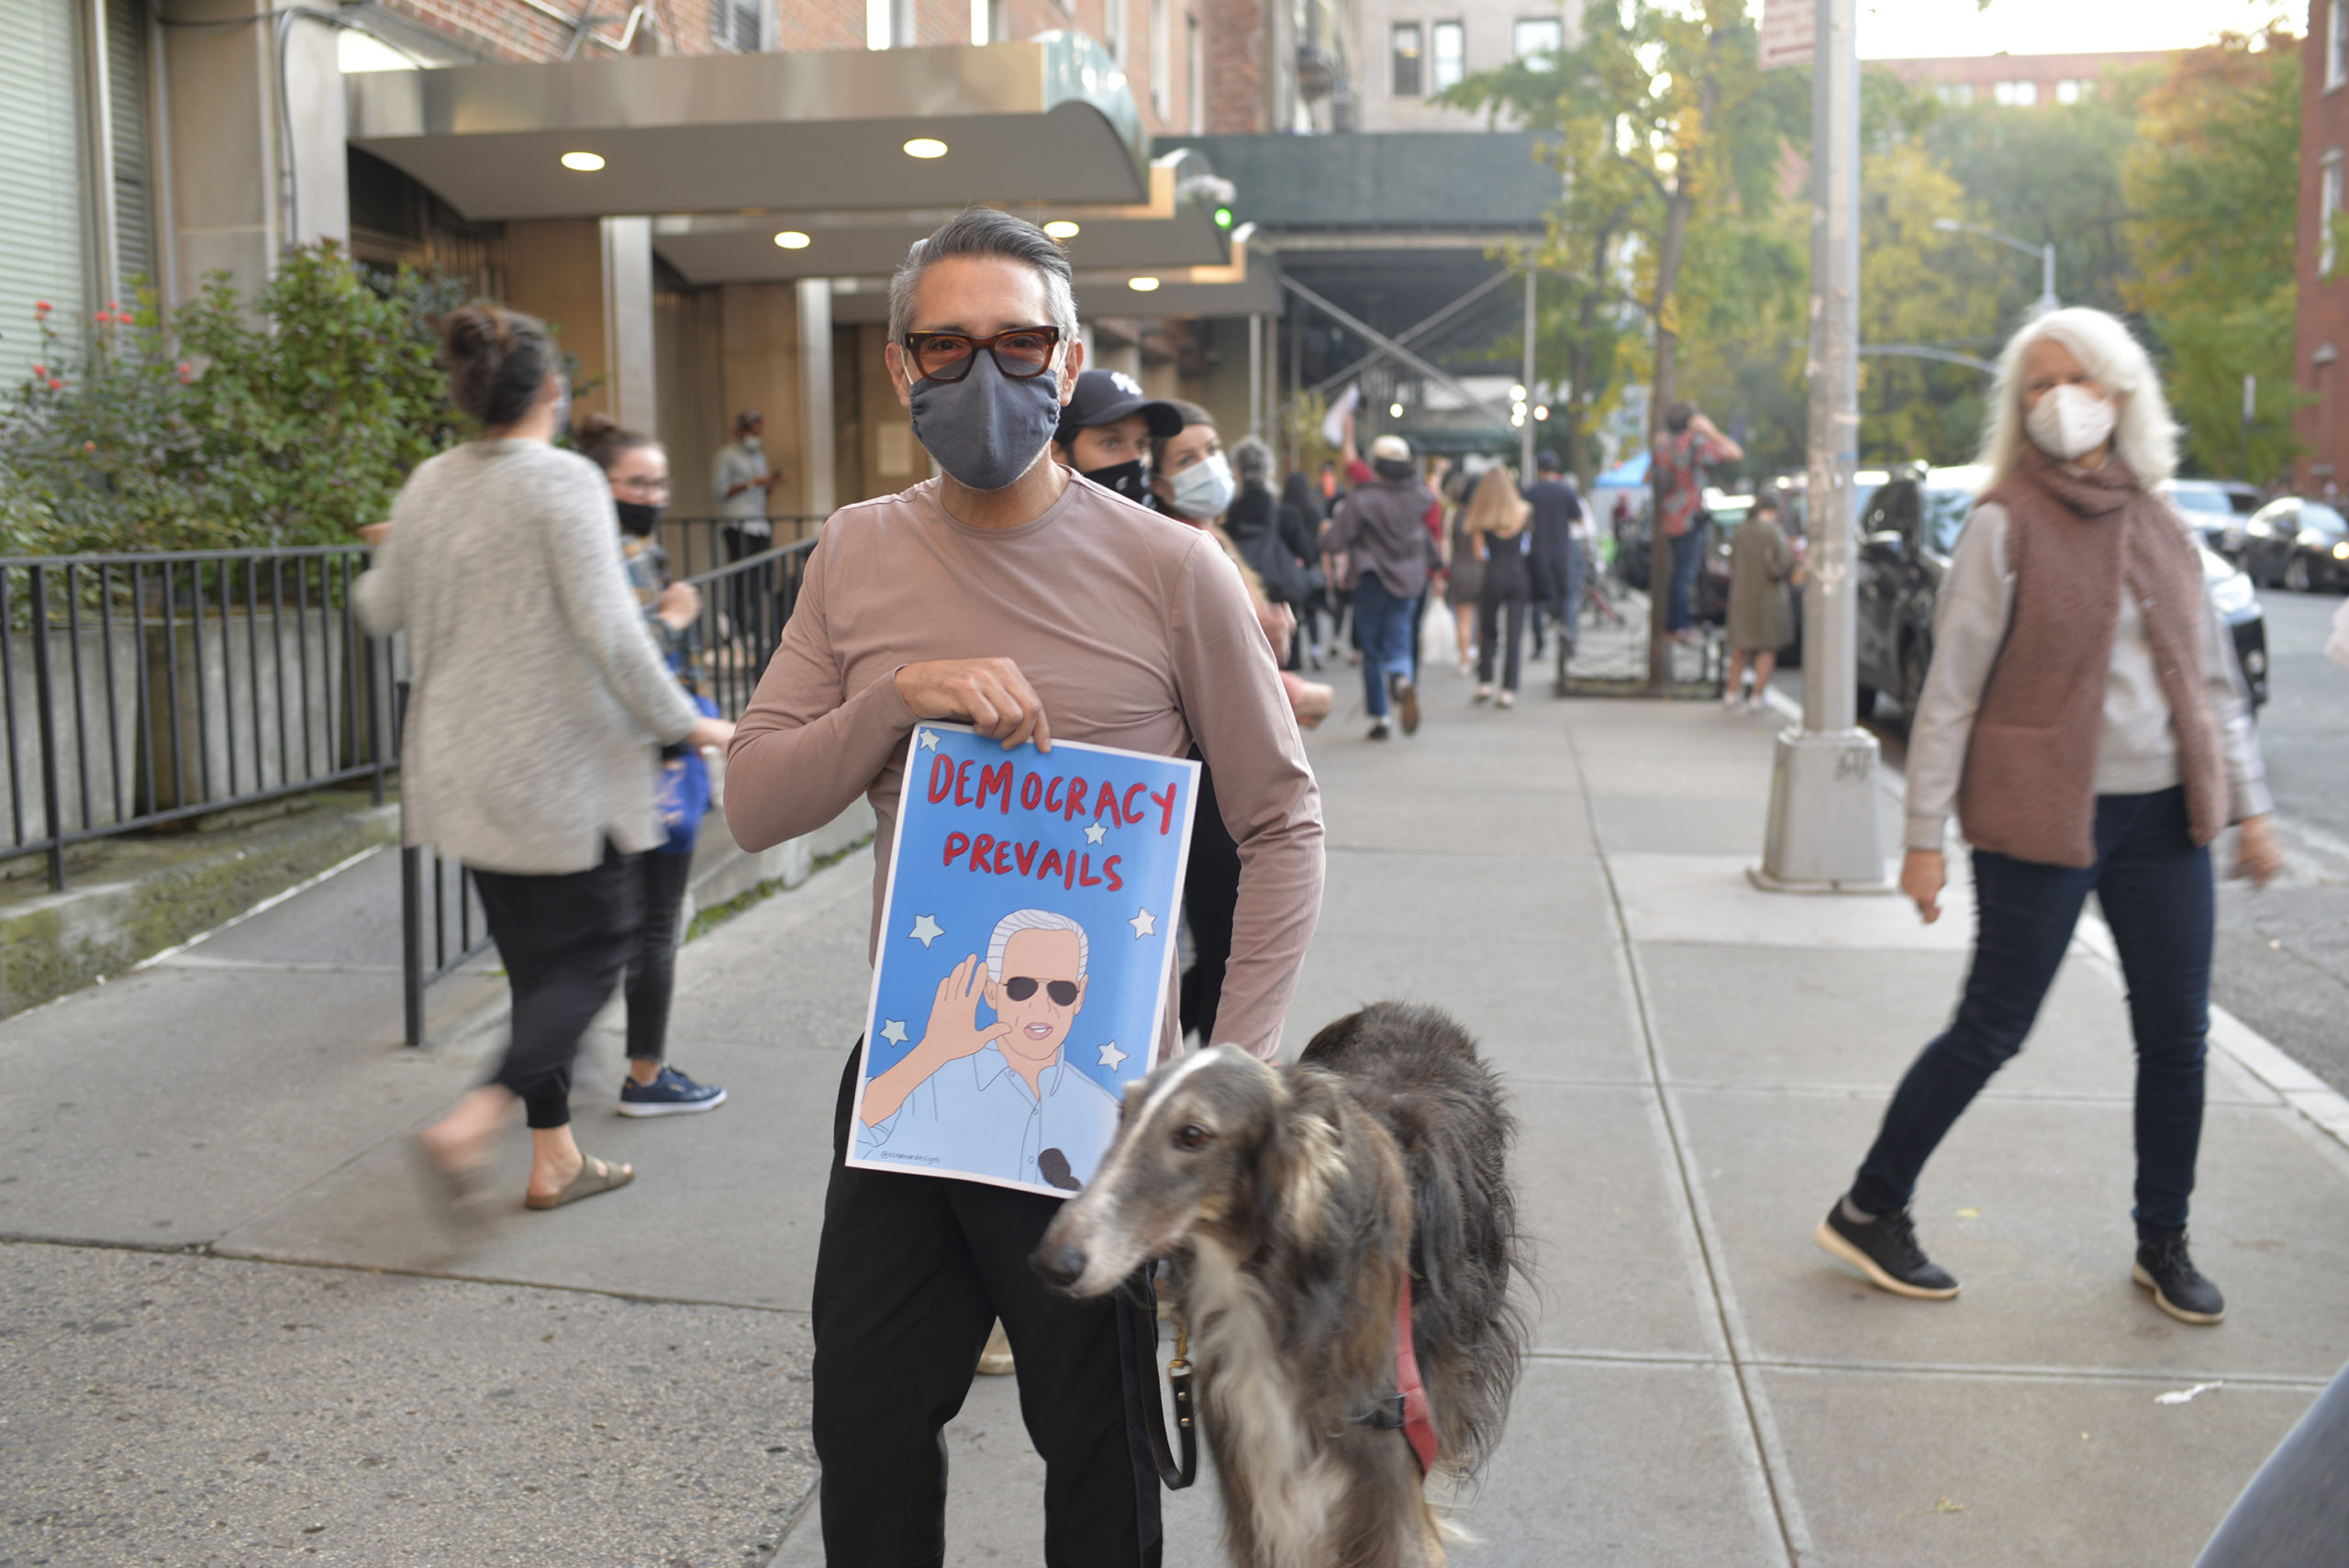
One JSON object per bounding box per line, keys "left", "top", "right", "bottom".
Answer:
{"left": 1268, "top": 1073, "right": 1352, "bottom": 1240}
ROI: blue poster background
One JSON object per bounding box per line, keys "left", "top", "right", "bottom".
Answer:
{"left": 850, "top": 724, "right": 1200, "bottom": 1197}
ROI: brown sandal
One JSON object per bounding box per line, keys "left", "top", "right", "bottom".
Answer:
{"left": 525, "top": 1154, "right": 635, "bottom": 1210}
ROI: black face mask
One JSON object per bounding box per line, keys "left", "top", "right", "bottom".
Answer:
{"left": 1081, "top": 458, "right": 1150, "bottom": 504}
{"left": 616, "top": 499, "right": 662, "bottom": 538}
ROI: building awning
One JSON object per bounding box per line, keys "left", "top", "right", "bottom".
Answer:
{"left": 651, "top": 149, "right": 1234, "bottom": 285}
{"left": 346, "top": 32, "right": 1147, "bottom": 221}
{"left": 825, "top": 225, "right": 1280, "bottom": 324}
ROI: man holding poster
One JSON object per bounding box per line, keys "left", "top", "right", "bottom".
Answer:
{"left": 724, "top": 208, "right": 1324, "bottom": 1567}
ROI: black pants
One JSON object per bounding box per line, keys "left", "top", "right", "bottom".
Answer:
{"left": 624, "top": 849, "right": 695, "bottom": 1062}
{"left": 1178, "top": 762, "right": 1240, "bottom": 1046}
{"left": 1851, "top": 788, "right": 2214, "bottom": 1233}
{"left": 811, "top": 1044, "right": 1159, "bottom": 1567}
{"left": 1478, "top": 557, "right": 1531, "bottom": 691}
{"left": 723, "top": 525, "right": 774, "bottom": 642}
{"left": 471, "top": 843, "right": 639, "bottom": 1129}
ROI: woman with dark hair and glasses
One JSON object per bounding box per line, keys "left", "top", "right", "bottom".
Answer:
{"left": 361, "top": 306, "right": 733, "bottom": 1218}
{"left": 574, "top": 413, "right": 729, "bottom": 1122}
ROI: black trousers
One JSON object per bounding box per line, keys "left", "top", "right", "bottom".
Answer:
{"left": 723, "top": 524, "right": 774, "bottom": 641}
{"left": 470, "top": 842, "right": 639, "bottom": 1129}
{"left": 811, "top": 1043, "right": 1160, "bottom": 1568}
{"left": 624, "top": 849, "right": 696, "bottom": 1062}
{"left": 1478, "top": 557, "right": 1531, "bottom": 691}
{"left": 1177, "top": 762, "right": 1240, "bottom": 1046}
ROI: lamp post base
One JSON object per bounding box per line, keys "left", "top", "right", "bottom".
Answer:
{"left": 1755, "top": 727, "right": 1895, "bottom": 894}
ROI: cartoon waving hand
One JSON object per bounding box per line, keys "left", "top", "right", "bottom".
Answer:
{"left": 860, "top": 954, "right": 1010, "bottom": 1128}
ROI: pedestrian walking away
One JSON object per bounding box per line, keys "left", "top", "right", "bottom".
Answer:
{"left": 576, "top": 413, "right": 730, "bottom": 1119}
{"left": 1465, "top": 467, "right": 1532, "bottom": 707}
{"left": 357, "top": 306, "right": 733, "bottom": 1215}
{"left": 1444, "top": 470, "right": 1485, "bottom": 676}
{"left": 720, "top": 208, "right": 1325, "bottom": 1568}
{"left": 1652, "top": 403, "right": 1742, "bottom": 639}
{"left": 1322, "top": 432, "right": 1442, "bottom": 740}
{"left": 1721, "top": 492, "right": 1802, "bottom": 711}
{"left": 711, "top": 410, "right": 785, "bottom": 639}
{"left": 1524, "top": 450, "right": 1586, "bottom": 684}
{"left": 1815, "top": 307, "right": 2286, "bottom": 1326}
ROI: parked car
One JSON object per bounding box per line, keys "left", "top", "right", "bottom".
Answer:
{"left": 1850, "top": 466, "right": 2268, "bottom": 717}
{"left": 2159, "top": 478, "right": 2262, "bottom": 558}
{"left": 2238, "top": 496, "right": 2349, "bottom": 593}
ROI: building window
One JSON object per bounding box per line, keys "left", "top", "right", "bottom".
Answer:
{"left": 866, "top": 0, "right": 912, "bottom": 48}
{"left": 1992, "top": 79, "right": 2039, "bottom": 107}
{"left": 1392, "top": 23, "right": 1423, "bottom": 95}
{"left": 2054, "top": 78, "right": 2092, "bottom": 105}
{"left": 1431, "top": 20, "right": 1464, "bottom": 91}
{"left": 2332, "top": 1, "right": 2348, "bottom": 90}
{"left": 1104, "top": 0, "right": 1126, "bottom": 63}
{"left": 1935, "top": 83, "right": 1975, "bottom": 107}
{"left": 972, "top": 0, "right": 1008, "bottom": 43}
{"left": 729, "top": 0, "right": 763, "bottom": 50}
{"left": 1188, "top": 11, "right": 1203, "bottom": 129}
{"left": 2324, "top": 150, "right": 2344, "bottom": 277}
{"left": 1150, "top": 0, "right": 1170, "bottom": 117}
{"left": 1513, "top": 16, "right": 1563, "bottom": 63}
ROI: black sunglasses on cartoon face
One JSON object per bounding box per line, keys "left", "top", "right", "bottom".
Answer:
{"left": 1002, "top": 975, "right": 1080, "bottom": 1006}
{"left": 904, "top": 326, "right": 1063, "bottom": 383}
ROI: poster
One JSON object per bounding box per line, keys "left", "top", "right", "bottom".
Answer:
{"left": 849, "top": 724, "right": 1202, "bottom": 1199}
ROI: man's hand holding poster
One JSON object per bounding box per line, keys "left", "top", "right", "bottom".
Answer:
{"left": 852, "top": 725, "right": 1201, "bottom": 1198}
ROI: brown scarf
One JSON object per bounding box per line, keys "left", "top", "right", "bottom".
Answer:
{"left": 1955, "top": 448, "right": 2226, "bottom": 868}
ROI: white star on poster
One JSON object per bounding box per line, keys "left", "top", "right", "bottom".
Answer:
{"left": 1129, "top": 907, "right": 1156, "bottom": 939}
{"left": 917, "top": 728, "right": 939, "bottom": 751}
{"left": 1097, "top": 1040, "right": 1129, "bottom": 1072}
{"left": 1085, "top": 821, "right": 1107, "bottom": 845}
{"left": 879, "top": 1018, "right": 908, "bottom": 1046}
{"left": 908, "top": 914, "right": 944, "bottom": 947}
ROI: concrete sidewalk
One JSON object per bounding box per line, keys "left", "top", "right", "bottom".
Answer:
{"left": 5, "top": 659, "right": 2347, "bottom": 1566}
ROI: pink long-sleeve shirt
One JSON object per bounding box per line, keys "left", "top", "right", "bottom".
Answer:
{"left": 724, "top": 475, "right": 1325, "bottom": 1062}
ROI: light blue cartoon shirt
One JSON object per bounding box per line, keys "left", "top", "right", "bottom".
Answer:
{"left": 858, "top": 1044, "right": 1122, "bottom": 1189}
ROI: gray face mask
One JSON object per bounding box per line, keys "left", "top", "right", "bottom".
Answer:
{"left": 908, "top": 354, "right": 1063, "bottom": 493}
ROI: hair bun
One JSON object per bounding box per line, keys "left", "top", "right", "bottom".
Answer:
{"left": 573, "top": 412, "right": 618, "bottom": 444}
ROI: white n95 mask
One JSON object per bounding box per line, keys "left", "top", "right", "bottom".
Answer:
{"left": 2025, "top": 383, "right": 2117, "bottom": 463}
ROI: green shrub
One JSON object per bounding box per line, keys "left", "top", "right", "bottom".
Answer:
{"left": 0, "top": 243, "right": 467, "bottom": 555}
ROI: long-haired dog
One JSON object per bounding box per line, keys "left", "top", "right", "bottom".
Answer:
{"left": 1032, "top": 1002, "right": 1531, "bottom": 1568}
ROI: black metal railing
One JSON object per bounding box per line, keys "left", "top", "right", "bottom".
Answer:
{"left": 0, "top": 546, "right": 389, "bottom": 891}
{"left": 396, "top": 532, "right": 819, "bottom": 1044}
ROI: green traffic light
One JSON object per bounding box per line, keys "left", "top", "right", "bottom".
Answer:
{"left": 1214, "top": 206, "right": 1234, "bottom": 228}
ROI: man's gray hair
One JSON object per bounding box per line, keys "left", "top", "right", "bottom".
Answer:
{"left": 1230, "top": 434, "right": 1274, "bottom": 490}
{"left": 986, "top": 908, "right": 1089, "bottom": 981}
{"left": 887, "top": 208, "right": 1081, "bottom": 349}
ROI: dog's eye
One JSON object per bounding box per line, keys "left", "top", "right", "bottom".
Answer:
{"left": 1173, "top": 1123, "right": 1214, "bottom": 1151}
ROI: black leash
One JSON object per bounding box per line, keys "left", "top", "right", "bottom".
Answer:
{"left": 1123, "top": 1270, "right": 1197, "bottom": 1490}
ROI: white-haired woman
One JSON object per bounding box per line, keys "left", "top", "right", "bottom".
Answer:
{"left": 1815, "top": 307, "right": 2283, "bottom": 1326}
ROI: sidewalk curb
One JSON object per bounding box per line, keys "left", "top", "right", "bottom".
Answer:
{"left": 1759, "top": 684, "right": 2349, "bottom": 1157}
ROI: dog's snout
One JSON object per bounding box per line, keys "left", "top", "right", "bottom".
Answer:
{"left": 1030, "top": 1239, "right": 1087, "bottom": 1291}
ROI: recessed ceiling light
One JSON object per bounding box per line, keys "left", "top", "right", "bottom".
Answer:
{"left": 560, "top": 151, "right": 605, "bottom": 172}
{"left": 774, "top": 230, "right": 811, "bottom": 250}
{"left": 903, "top": 138, "right": 949, "bottom": 159}
{"left": 1389, "top": 403, "right": 1404, "bottom": 417}
{"left": 1044, "top": 220, "right": 1081, "bottom": 239}
{"left": 1128, "top": 276, "right": 1161, "bottom": 292}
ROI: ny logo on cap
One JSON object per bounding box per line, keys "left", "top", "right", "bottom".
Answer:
{"left": 1110, "top": 372, "right": 1144, "bottom": 397}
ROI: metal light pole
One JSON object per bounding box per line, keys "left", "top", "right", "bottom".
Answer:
{"left": 1520, "top": 270, "right": 1537, "bottom": 476}
{"left": 1933, "top": 217, "right": 2059, "bottom": 318}
{"left": 1755, "top": 0, "right": 1889, "bottom": 893}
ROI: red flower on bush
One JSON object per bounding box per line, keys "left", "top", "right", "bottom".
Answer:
{"left": 32, "top": 300, "right": 50, "bottom": 318}
{"left": 29, "top": 363, "right": 45, "bottom": 378}
{"left": 83, "top": 441, "right": 96, "bottom": 454}
{"left": 176, "top": 361, "right": 195, "bottom": 384}
{"left": 46, "top": 378, "right": 62, "bottom": 392}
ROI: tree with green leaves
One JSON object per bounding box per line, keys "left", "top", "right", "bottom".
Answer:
{"left": 1445, "top": 0, "right": 1806, "bottom": 684}
{"left": 2122, "top": 32, "right": 2302, "bottom": 483}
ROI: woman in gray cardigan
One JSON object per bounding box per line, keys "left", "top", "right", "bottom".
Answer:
{"left": 361, "top": 306, "right": 732, "bottom": 1214}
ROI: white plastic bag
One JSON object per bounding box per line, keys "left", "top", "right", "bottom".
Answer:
{"left": 1419, "top": 595, "right": 1458, "bottom": 669}
{"left": 2328, "top": 596, "right": 2349, "bottom": 671}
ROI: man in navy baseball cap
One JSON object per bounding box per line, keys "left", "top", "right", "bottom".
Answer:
{"left": 1052, "top": 368, "right": 1185, "bottom": 505}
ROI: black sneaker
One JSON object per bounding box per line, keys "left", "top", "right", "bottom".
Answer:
{"left": 1815, "top": 1197, "right": 1961, "bottom": 1300}
{"left": 2134, "top": 1232, "right": 2225, "bottom": 1325}
{"left": 1367, "top": 718, "right": 1392, "bottom": 741}
{"left": 1389, "top": 673, "right": 1421, "bottom": 736}
{"left": 618, "top": 1064, "right": 728, "bottom": 1118}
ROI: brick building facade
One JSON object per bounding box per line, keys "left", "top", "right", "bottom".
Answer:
{"left": 2296, "top": 0, "right": 2349, "bottom": 494}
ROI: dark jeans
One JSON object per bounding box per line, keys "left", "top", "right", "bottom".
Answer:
{"left": 812, "top": 1044, "right": 1159, "bottom": 1568}
{"left": 471, "top": 842, "right": 640, "bottom": 1129}
{"left": 1179, "top": 761, "right": 1239, "bottom": 1045}
{"left": 1531, "top": 545, "right": 1585, "bottom": 652}
{"left": 624, "top": 849, "right": 696, "bottom": 1062}
{"left": 1353, "top": 574, "right": 1417, "bottom": 717}
{"left": 1664, "top": 525, "right": 1706, "bottom": 631}
{"left": 723, "top": 524, "right": 775, "bottom": 643}
{"left": 1851, "top": 788, "right": 2214, "bottom": 1233}
{"left": 1477, "top": 557, "right": 1531, "bottom": 691}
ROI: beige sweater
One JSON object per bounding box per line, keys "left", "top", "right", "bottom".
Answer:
{"left": 356, "top": 439, "right": 701, "bottom": 874}
{"left": 724, "top": 474, "right": 1326, "bottom": 1061}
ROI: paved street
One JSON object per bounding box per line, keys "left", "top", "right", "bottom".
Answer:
{"left": 6, "top": 658, "right": 2349, "bottom": 1566}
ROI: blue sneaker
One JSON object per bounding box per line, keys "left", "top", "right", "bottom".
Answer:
{"left": 618, "top": 1064, "right": 728, "bottom": 1118}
